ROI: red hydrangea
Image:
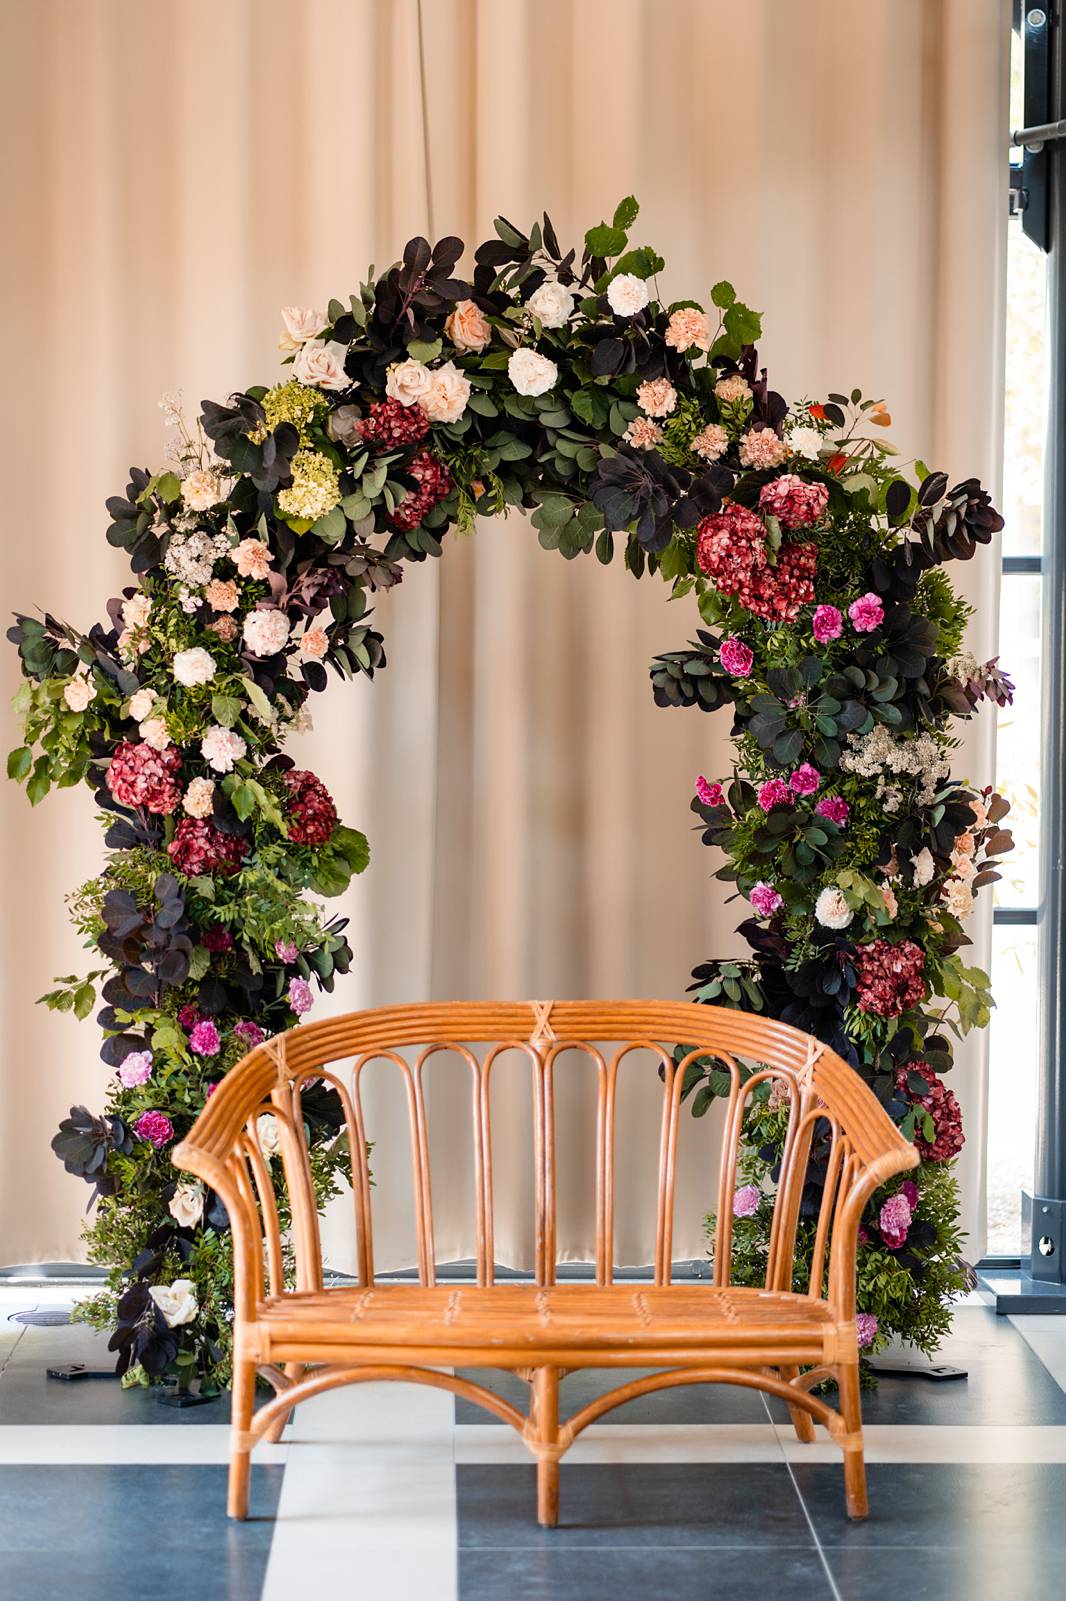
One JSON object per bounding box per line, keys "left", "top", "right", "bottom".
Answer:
{"left": 390, "top": 449, "right": 452, "bottom": 532}
{"left": 744, "top": 540, "right": 818, "bottom": 622}
{"left": 106, "top": 742, "right": 183, "bottom": 816}
{"left": 201, "top": 925, "right": 233, "bottom": 952}
{"left": 759, "top": 473, "right": 829, "bottom": 529}
{"left": 896, "top": 1061, "right": 965, "bottom": 1162}
{"left": 696, "top": 505, "right": 817, "bottom": 622}
{"left": 357, "top": 398, "right": 431, "bottom": 450}
{"left": 167, "top": 818, "right": 248, "bottom": 877}
{"left": 854, "top": 938, "right": 926, "bottom": 1017}
{"left": 283, "top": 769, "right": 338, "bottom": 846}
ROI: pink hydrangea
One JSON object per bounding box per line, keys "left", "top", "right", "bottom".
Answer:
{"left": 849, "top": 592, "right": 885, "bottom": 633}
{"left": 105, "top": 742, "right": 183, "bottom": 816}
{"left": 116, "top": 1050, "right": 153, "bottom": 1088}
{"left": 695, "top": 775, "right": 725, "bottom": 808}
{"left": 134, "top": 1110, "right": 174, "bottom": 1148}
{"left": 189, "top": 1019, "right": 221, "bottom": 1057}
{"left": 856, "top": 1312, "right": 879, "bottom": 1348}
{"left": 878, "top": 1191, "right": 913, "bottom": 1249}
{"left": 733, "top": 1183, "right": 762, "bottom": 1217}
{"left": 815, "top": 795, "right": 850, "bottom": 826}
{"left": 789, "top": 763, "right": 821, "bottom": 797}
{"left": 288, "top": 977, "right": 314, "bottom": 1015}
{"left": 718, "top": 636, "right": 754, "bottom": 677}
{"left": 234, "top": 1020, "right": 265, "bottom": 1049}
{"left": 749, "top": 881, "right": 783, "bottom": 917}
{"left": 812, "top": 604, "right": 843, "bottom": 643}
{"left": 757, "top": 778, "right": 792, "bottom": 812}
{"left": 758, "top": 474, "right": 829, "bottom": 530}
{"left": 275, "top": 939, "right": 299, "bottom": 964}
{"left": 854, "top": 939, "right": 926, "bottom": 1017}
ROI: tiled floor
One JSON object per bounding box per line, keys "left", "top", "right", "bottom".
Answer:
{"left": 2, "top": 1283, "right": 1065, "bottom": 1599}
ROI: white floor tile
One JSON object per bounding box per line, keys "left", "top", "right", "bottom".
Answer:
{"left": 1010, "top": 1315, "right": 1066, "bottom": 1395}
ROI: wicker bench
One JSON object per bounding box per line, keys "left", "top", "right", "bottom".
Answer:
{"left": 174, "top": 1000, "right": 916, "bottom": 1525}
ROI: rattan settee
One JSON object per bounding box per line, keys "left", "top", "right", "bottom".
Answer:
{"left": 174, "top": 1000, "right": 917, "bottom": 1525}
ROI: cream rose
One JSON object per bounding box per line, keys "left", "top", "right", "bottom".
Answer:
{"left": 168, "top": 1181, "right": 205, "bottom": 1229}
{"left": 445, "top": 299, "right": 491, "bottom": 352}
{"left": 63, "top": 674, "right": 95, "bottom": 712}
{"left": 606, "top": 273, "right": 649, "bottom": 317}
{"left": 256, "top": 1113, "right": 281, "bottom": 1157}
{"left": 278, "top": 305, "right": 327, "bottom": 352}
{"left": 910, "top": 847, "right": 936, "bottom": 887}
{"left": 422, "top": 360, "right": 471, "bottom": 424}
{"left": 526, "top": 280, "right": 574, "bottom": 329}
{"left": 386, "top": 357, "right": 434, "bottom": 408}
{"left": 149, "top": 1279, "right": 199, "bottom": 1328}
{"left": 180, "top": 469, "right": 224, "bottom": 512}
{"left": 127, "top": 688, "right": 156, "bottom": 722}
{"left": 292, "top": 338, "right": 351, "bottom": 392}
{"left": 508, "top": 347, "right": 558, "bottom": 397}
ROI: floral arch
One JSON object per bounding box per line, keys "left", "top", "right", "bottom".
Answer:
{"left": 9, "top": 198, "right": 1013, "bottom": 1387}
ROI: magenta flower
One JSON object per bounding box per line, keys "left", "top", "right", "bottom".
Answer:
{"left": 696, "top": 775, "right": 726, "bottom": 808}
{"left": 901, "top": 1179, "right": 919, "bottom": 1209}
{"left": 815, "top": 795, "right": 850, "bottom": 826}
{"left": 275, "top": 939, "right": 299, "bottom": 964}
{"left": 789, "top": 763, "right": 821, "bottom": 797}
{"left": 749, "top": 880, "right": 783, "bottom": 917}
{"left": 718, "top": 636, "right": 754, "bottom": 677}
{"left": 811, "top": 603, "right": 843, "bottom": 643}
{"left": 177, "top": 1003, "right": 200, "bottom": 1033}
{"left": 116, "top": 1050, "right": 153, "bottom": 1088}
{"left": 856, "top": 1312, "right": 879, "bottom": 1348}
{"left": 134, "top": 1110, "right": 174, "bottom": 1148}
{"left": 878, "top": 1191, "right": 913, "bottom": 1249}
{"left": 733, "top": 1183, "right": 762, "bottom": 1217}
{"left": 848, "top": 592, "right": 885, "bottom": 633}
{"left": 234, "top": 1020, "right": 265, "bottom": 1049}
{"left": 189, "top": 1019, "right": 221, "bottom": 1057}
{"left": 757, "top": 778, "right": 792, "bottom": 812}
{"left": 201, "top": 925, "right": 234, "bottom": 953}
{"left": 288, "top": 977, "right": 314, "bottom": 1015}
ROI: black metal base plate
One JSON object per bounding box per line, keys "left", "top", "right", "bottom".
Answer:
{"left": 865, "top": 1358, "right": 968, "bottom": 1382}
{"left": 982, "top": 1268, "right": 1066, "bottom": 1315}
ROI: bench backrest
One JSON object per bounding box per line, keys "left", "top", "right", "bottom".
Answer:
{"left": 173, "top": 999, "right": 916, "bottom": 1322}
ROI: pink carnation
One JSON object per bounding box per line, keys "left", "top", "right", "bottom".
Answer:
{"left": 275, "top": 939, "right": 299, "bottom": 964}
{"left": 815, "top": 795, "right": 850, "bottom": 827}
{"left": 733, "top": 1183, "right": 762, "bottom": 1217}
{"left": 189, "top": 1019, "right": 221, "bottom": 1057}
{"left": 636, "top": 377, "right": 677, "bottom": 418}
{"left": 812, "top": 604, "right": 843, "bottom": 643}
{"left": 878, "top": 1191, "right": 913, "bottom": 1249}
{"left": 692, "top": 424, "right": 728, "bottom": 461}
{"left": 234, "top": 1020, "right": 265, "bottom": 1049}
{"left": 759, "top": 474, "right": 829, "bottom": 530}
{"left": 288, "top": 977, "right": 314, "bottom": 1015}
{"left": 849, "top": 592, "right": 885, "bottom": 633}
{"left": 117, "top": 1050, "right": 153, "bottom": 1088}
{"left": 757, "top": 778, "right": 792, "bottom": 812}
{"left": 856, "top": 1312, "right": 879, "bottom": 1348}
{"left": 624, "top": 416, "right": 663, "bottom": 450}
{"left": 749, "top": 881, "right": 783, "bottom": 917}
{"left": 789, "top": 763, "right": 821, "bottom": 797}
{"left": 719, "top": 636, "right": 754, "bottom": 677}
{"left": 695, "top": 775, "right": 725, "bottom": 808}
{"left": 134, "top": 1110, "right": 174, "bottom": 1148}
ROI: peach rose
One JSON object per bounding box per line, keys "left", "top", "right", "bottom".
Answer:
{"left": 422, "top": 360, "right": 471, "bottom": 424}
{"left": 445, "top": 299, "right": 491, "bottom": 352}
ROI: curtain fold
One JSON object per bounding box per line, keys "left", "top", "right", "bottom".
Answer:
{"left": 0, "top": 0, "right": 1008, "bottom": 1270}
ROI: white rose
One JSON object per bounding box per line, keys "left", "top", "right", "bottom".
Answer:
{"left": 139, "top": 716, "right": 172, "bottom": 751}
{"left": 128, "top": 688, "right": 156, "bottom": 722}
{"left": 788, "top": 424, "right": 825, "bottom": 461}
{"left": 508, "top": 347, "right": 558, "bottom": 397}
{"left": 63, "top": 675, "right": 95, "bottom": 712}
{"left": 606, "top": 273, "right": 650, "bottom": 317}
{"left": 910, "top": 847, "right": 936, "bottom": 887}
{"left": 256, "top": 1113, "right": 281, "bottom": 1157}
{"left": 201, "top": 725, "right": 247, "bottom": 773}
{"left": 122, "top": 593, "right": 151, "bottom": 630}
{"left": 942, "top": 879, "right": 974, "bottom": 920}
{"left": 243, "top": 609, "right": 291, "bottom": 658}
{"left": 168, "top": 1181, "right": 205, "bottom": 1229}
{"left": 527, "top": 280, "right": 574, "bottom": 329}
{"left": 292, "top": 338, "right": 351, "bottom": 392}
{"left": 278, "top": 305, "right": 327, "bottom": 352}
{"left": 172, "top": 646, "right": 217, "bottom": 687}
{"left": 180, "top": 469, "right": 224, "bottom": 511}
{"left": 149, "top": 1278, "right": 199, "bottom": 1328}
{"left": 814, "top": 886, "right": 853, "bottom": 930}
{"left": 183, "top": 776, "right": 216, "bottom": 818}
{"left": 386, "top": 358, "right": 434, "bottom": 408}
{"left": 951, "top": 853, "right": 976, "bottom": 882}
{"left": 422, "top": 360, "right": 471, "bottom": 424}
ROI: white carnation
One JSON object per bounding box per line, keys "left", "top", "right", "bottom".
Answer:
{"left": 180, "top": 469, "right": 224, "bottom": 511}
{"left": 138, "top": 716, "right": 172, "bottom": 751}
{"left": 149, "top": 1279, "right": 198, "bottom": 1328}
{"left": 183, "top": 776, "right": 216, "bottom": 818}
{"left": 292, "top": 338, "right": 351, "bottom": 392}
{"left": 606, "top": 273, "right": 649, "bottom": 317}
{"left": 242, "top": 609, "right": 291, "bottom": 658}
{"left": 814, "top": 886, "right": 853, "bottom": 930}
{"left": 527, "top": 279, "right": 574, "bottom": 329}
{"left": 508, "top": 347, "right": 558, "bottom": 397}
{"left": 910, "top": 847, "right": 936, "bottom": 886}
{"left": 788, "top": 424, "right": 825, "bottom": 461}
{"left": 172, "top": 646, "right": 217, "bottom": 687}
{"left": 201, "top": 725, "right": 247, "bottom": 773}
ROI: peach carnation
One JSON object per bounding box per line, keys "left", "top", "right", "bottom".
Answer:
{"left": 205, "top": 579, "right": 239, "bottom": 612}
{"left": 300, "top": 627, "right": 329, "bottom": 658}
{"left": 636, "top": 378, "right": 677, "bottom": 418}
{"left": 624, "top": 417, "right": 664, "bottom": 450}
{"left": 692, "top": 424, "right": 728, "bottom": 461}
{"left": 738, "top": 429, "right": 790, "bottom": 469}
{"left": 665, "top": 307, "right": 710, "bottom": 353}
{"left": 234, "top": 539, "right": 272, "bottom": 580}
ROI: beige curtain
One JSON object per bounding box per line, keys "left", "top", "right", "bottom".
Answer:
{"left": 0, "top": 0, "right": 1008, "bottom": 1271}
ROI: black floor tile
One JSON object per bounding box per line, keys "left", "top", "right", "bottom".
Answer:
{"left": 826, "top": 1541, "right": 1066, "bottom": 1601}
{"left": 457, "top": 1462, "right": 812, "bottom": 1548}
{"left": 793, "top": 1462, "right": 1066, "bottom": 1549}
{"left": 460, "top": 1543, "right": 832, "bottom": 1599}
{"left": 453, "top": 1365, "right": 770, "bottom": 1426}
{"left": 0, "top": 1465, "right": 280, "bottom": 1600}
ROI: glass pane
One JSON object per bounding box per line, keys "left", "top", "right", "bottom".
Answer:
{"left": 985, "top": 923, "right": 1039, "bottom": 1256}
{"left": 994, "top": 574, "right": 1041, "bottom": 907}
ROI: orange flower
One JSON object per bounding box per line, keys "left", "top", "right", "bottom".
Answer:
{"left": 808, "top": 402, "right": 827, "bottom": 420}
{"left": 869, "top": 402, "right": 892, "bottom": 426}
{"left": 827, "top": 452, "right": 848, "bottom": 475}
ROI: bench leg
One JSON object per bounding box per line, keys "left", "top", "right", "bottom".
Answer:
{"left": 263, "top": 1361, "right": 305, "bottom": 1444}
{"left": 837, "top": 1359, "right": 868, "bottom": 1520}
{"left": 778, "top": 1366, "right": 816, "bottom": 1443}
{"left": 532, "top": 1365, "right": 560, "bottom": 1528}
{"left": 228, "top": 1357, "right": 255, "bottom": 1520}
